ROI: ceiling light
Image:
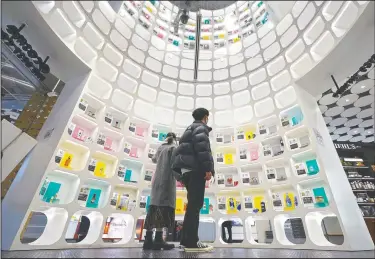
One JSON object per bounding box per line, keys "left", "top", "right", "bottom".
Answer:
{"left": 361, "top": 85, "right": 366, "bottom": 88}
{"left": 368, "top": 130, "right": 372, "bottom": 133}
{"left": 345, "top": 99, "right": 350, "bottom": 102}
{"left": 353, "top": 130, "right": 357, "bottom": 133}
{"left": 1, "top": 75, "right": 35, "bottom": 89}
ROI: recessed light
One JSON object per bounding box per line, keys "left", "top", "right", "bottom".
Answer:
{"left": 353, "top": 130, "right": 357, "bottom": 133}
{"left": 361, "top": 85, "right": 366, "bottom": 88}
{"left": 368, "top": 130, "right": 372, "bottom": 133}
{"left": 346, "top": 99, "right": 350, "bottom": 102}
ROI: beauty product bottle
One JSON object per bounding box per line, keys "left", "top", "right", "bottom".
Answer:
{"left": 64, "top": 156, "right": 72, "bottom": 167}
{"left": 91, "top": 194, "right": 97, "bottom": 204}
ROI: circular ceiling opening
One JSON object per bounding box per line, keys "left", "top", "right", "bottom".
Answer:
{"left": 173, "top": 1, "right": 237, "bottom": 12}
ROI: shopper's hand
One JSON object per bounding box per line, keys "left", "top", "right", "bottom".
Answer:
{"left": 205, "top": 172, "right": 212, "bottom": 181}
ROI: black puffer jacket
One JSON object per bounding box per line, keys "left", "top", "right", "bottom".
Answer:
{"left": 172, "top": 120, "right": 215, "bottom": 176}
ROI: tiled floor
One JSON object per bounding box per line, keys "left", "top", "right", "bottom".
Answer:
{"left": 2, "top": 248, "right": 375, "bottom": 258}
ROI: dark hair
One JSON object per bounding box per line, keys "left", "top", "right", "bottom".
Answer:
{"left": 192, "top": 108, "right": 209, "bottom": 121}
{"left": 166, "top": 132, "right": 176, "bottom": 144}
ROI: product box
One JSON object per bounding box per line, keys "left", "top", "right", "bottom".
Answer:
{"left": 306, "top": 159, "right": 319, "bottom": 175}
{"left": 117, "top": 194, "right": 130, "bottom": 211}
{"left": 224, "top": 153, "right": 234, "bottom": 165}
{"left": 241, "top": 172, "right": 250, "bottom": 184}
{"left": 244, "top": 196, "right": 253, "bottom": 210}
{"left": 217, "top": 174, "right": 225, "bottom": 187}
{"left": 283, "top": 192, "right": 295, "bottom": 211}
{"left": 226, "top": 197, "right": 237, "bottom": 214}
{"left": 295, "top": 163, "right": 307, "bottom": 176}
{"left": 200, "top": 197, "right": 210, "bottom": 214}
{"left": 300, "top": 189, "right": 314, "bottom": 207}
{"left": 86, "top": 188, "right": 101, "bottom": 208}
{"left": 60, "top": 152, "right": 73, "bottom": 169}
{"left": 42, "top": 181, "right": 61, "bottom": 203}
{"left": 124, "top": 142, "right": 132, "bottom": 155}
{"left": 144, "top": 170, "right": 153, "bottom": 182}
{"left": 77, "top": 186, "right": 90, "bottom": 207}
{"left": 313, "top": 187, "right": 328, "bottom": 208}
{"left": 218, "top": 196, "right": 226, "bottom": 210}
{"left": 94, "top": 161, "right": 106, "bottom": 178}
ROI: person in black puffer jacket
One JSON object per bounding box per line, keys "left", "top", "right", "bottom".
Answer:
{"left": 172, "top": 108, "right": 215, "bottom": 252}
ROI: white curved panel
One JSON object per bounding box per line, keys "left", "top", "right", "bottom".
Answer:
{"left": 131, "top": 34, "right": 148, "bottom": 52}
{"left": 92, "top": 9, "right": 111, "bottom": 35}
{"left": 180, "top": 69, "right": 194, "bottom": 81}
{"left": 177, "top": 96, "right": 194, "bottom": 110}
{"left": 87, "top": 73, "right": 112, "bottom": 99}
{"left": 280, "top": 25, "right": 298, "bottom": 48}
{"left": 249, "top": 68, "right": 267, "bottom": 86}
{"left": 213, "top": 58, "right": 228, "bottom": 69}
{"left": 163, "top": 65, "right": 179, "bottom": 79}
{"left": 263, "top": 42, "right": 281, "bottom": 61}
{"left": 231, "top": 77, "right": 248, "bottom": 92}
{"left": 214, "top": 95, "right": 232, "bottom": 110}
{"left": 292, "top": 1, "right": 308, "bottom": 18}
{"left": 234, "top": 105, "right": 253, "bottom": 124}
{"left": 276, "top": 14, "right": 293, "bottom": 36}
{"left": 270, "top": 70, "right": 291, "bottom": 91}
{"left": 148, "top": 47, "right": 165, "bottom": 61}
{"left": 74, "top": 37, "right": 97, "bottom": 65}
{"left": 114, "top": 18, "right": 131, "bottom": 40}
{"left": 243, "top": 33, "right": 258, "bottom": 48}
{"left": 165, "top": 53, "right": 180, "bottom": 67}
{"left": 274, "top": 86, "right": 297, "bottom": 109}
{"left": 198, "top": 71, "right": 212, "bottom": 82}
{"left": 98, "top": 1, "right": 116, "bottom": 23}
{"left": 310, "top": 31, "right": 335, "bottom": 61}
{"left": 331, "top": 1, "right": 359, "bottom": 37}
{"left": 213, "top": 69, "right": 229, "bottom": 81}
{"left": 260, "top": 31, "right": 276, "bottom": 49}
{"left": 160, "top": 78, "right": 177, "bottom": 93}
{"left": 79, "top": 1, "right": 94, "bottom": 13}
{"left": 121, "top": 10, "right": 136, "bottom": 29}
{"left": 95, "top": 58, "right": 118, "bottom": 82}
{"left": 322, "top": 1, "right": 344, "bottom": 21}
{"left": 134, "top": 99, "right": 154, "bottom": 121}
{"left": 230, "top": 63, "right": 246, "bottom": 77}
{"left": 135, "top": 24, "right": 151, "bottom": 41}
{"left": 214, "top": 110, "right": 234, "bottom": 127}
{"left": 34, "top": 1, "right": 55, "bottom": 14}
{"left": 232, "top": 90, "right": 250, "bottom": 107}
{"left": 151, "top": 36, "right": 166, "bottom": 51}
{"left": 196, "top": 84, "right": 212, "bottom": 97}
{"left": 145, "top": 57, "right": 162, "bottom": 73}
{"left": 228, "top": 42, "right": 243, "bottom": 55}
{"left": 196, "top": 97, "right": 212, "bottom": 110}
{"left": 110, "top": 30, "right": 128, "bottom": 51}
{"left": 229, "top": 54, "right": 244, "bottom": 66}
{"left": 175, "top": 110, "right": 193, "bottom": 126}
{"left": 62, "top": 1, "right": 86, "bottom": 28}
{"left": 244, "top": 43, "right": 260, "bottom": 58}
{"left": 214, "top": 82, "right": 230, "bottom": 95}
{"left": 297, "top": 2, "right": 316, "bottom": 30}
{"left": 138, "top": 84, "right": 157, "bottom": 102}
{"left": 141, "top": 71, "right": 159, "bottom": 88}
{"left": 128, "top": 45, "right": 145, "bottom": 64}
{"left": 83, "top": 22, "right": 105, "bottom": 48}
{"left": 111, "top": 89, "right": 133, "bottom": 112}
{"left": 246, "top": 55, "right": 264, "bottom": 71}
{"left": 123, "top": 59, "right": 141, "bottom": 78}
{"left": 267, "top": 56, "right": 286, "bottom": 77}
{"left": 285, "top": 39, "right": 305, "bottom": 63}
{"left": 290, "top": 53, "right": 314, "bottom": 79}
{"left": 251, "top": 82, "right": 271, "bottom": 101}
{"left": 257, "top": 22, "right": 274, "bottom": 39}
{"left": 178, "top": 83, "right": 194, "bottom": 95}
{"left": 157, "top": 91, "right": 176, "bottom": 108}
{"left": 103, "top": 43, "right": 123, "bottom": 66}
{"left": 50, "top": 9, "right": 77, "bottom": 42}
{"left": 254, "top": 97, "right": 275, "bottom": 117}
{"left": 117, "top": 73, "right": 138, "bottom": 94}
{"left": 181, "top": 59, "right": 194, "bottom": 69}
{"left": 155, "top": 107, "right": 174, "bottom": 125}
{"left": 303, "top": 16, "right": 325, "bottom": 45}
{"left": 199, "top": 60, "right": 213, "bottom": 70}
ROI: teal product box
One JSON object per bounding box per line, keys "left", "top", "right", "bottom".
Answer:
{"left": 124, "top": 169, "right": 132, "bottom": 182}
{"left": 159, "top": 132, "right": 167, "bottom": 142}
{"left": 313, "top": 187, "right": 328, "bottom": 208}
{"left": 146, "top": 196, "right": 151, "bottom": 212}
{"left": 306, "top": 159, "right": 319, "bottom": 175}
{"left": 200, "top": 197, "right": 210, "bottom": 215}
{"left": 86, "top": 188, "right": 102, "bottom": 208}
{"left": 42, "top": 182, "right": 61, "bottom": 203}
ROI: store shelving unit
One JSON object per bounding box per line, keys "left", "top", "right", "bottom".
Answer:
{"left": 3, "top": 0, "right": 373, "bottom": 252}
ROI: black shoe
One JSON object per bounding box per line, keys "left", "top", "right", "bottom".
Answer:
{"left": 143, "top": 230, "right": 153, "bottom": 250}
{"left": 152, "top": 231, "right": 174, "bottom": 250}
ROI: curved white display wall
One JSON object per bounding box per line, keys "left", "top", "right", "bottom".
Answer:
{"left": 6, "top": 0, "right": 374, "bottom": 251}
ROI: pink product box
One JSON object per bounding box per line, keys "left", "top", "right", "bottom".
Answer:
{"left": 72, "top": 126, "right": 86, "bottom": 141}
{"left": 249, "top": 144, "right": 259, "bottom": 161}
{"left": 135, "top": 127, "right": 146, "bottom": 137}
{"left": 104, "top": 137, "right": 113, "bottom": 151}
{"left": 129, "top": 146, "right": 139, "bottom": 158}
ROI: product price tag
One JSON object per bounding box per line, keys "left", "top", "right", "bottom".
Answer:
{"left": 67, "top": 122, "right": 76, "bottom": 135}
{"left": 216, "top": 152, "right": 224, "bottom": 163}
{"left": 88, "top": 158, "right": 97, "bottom": 172}
{"left": 124, "top": 142, "right": 132, "bottom": 154}
{"left": 78, "top": 98, "right": 88, "bottom": 111}
{"left": 244, "top": 196, "right": 253, "bottom": 209}
{"left": 242, "top": 172, "right": 250, "bottom": 184}
{"left": 55, "top": 149, "right": 65, "bottom": 163}
{"left": 104, "top": 112, "right": 113, "bottom": 124}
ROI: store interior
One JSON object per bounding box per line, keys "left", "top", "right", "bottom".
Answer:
{"left": 1, "top": 1, "right": 374, "bottom": 258}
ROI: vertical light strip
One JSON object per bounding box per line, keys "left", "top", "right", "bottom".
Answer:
{"left": 194, "top": 11, "right": 202, "bottom": 80}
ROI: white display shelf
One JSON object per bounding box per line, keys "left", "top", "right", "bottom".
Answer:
{"left": 23, "top": 207, "right": 68, "bottom": 246}
{"left": 96, "top": 127, "right": 124, "bottom": 153}
{"left": 65, "top": 210, "right": 103, "bottom": 245}
{"left": 257, "top": 115, "right": 280, "bottom": 140}
{"left": 238, "top": 142, "right": 261, "bottom": 164}
{"left": 103, "top": 107, "right": 129, "bottom": 132}
{"left": 274, "top": 214, "right": 307, "bottom": 246}
{"left": 305, "top": 211, "right": 341, "bottom": 246}
{"left": 239, "top": 163, "right": 264, "bottom": 187}
{"left": 244, "top": 216, "right": 274, "bottom": 245}
{"left": 88, "top": 151, "right": 118, "bottom": 179}
{"left": 68, "top": 114, "right": 98, "bottom": 144}
{"left": 264, "top": 158, "right": 291, "bottom": 185}
{"left": 290, "top": 149, "right": 320, "bottom": 178}
{"left": 54, "top": 140, "right": 90, "bottom": 172}
{"left": 128, "top": 117, "right": 151, "bottom": 139}
{"left": 284, "top": 125, "right": 311, "bottom": 152}
{"left": 214, "top": 127, "right": 235, "bottom": 145}
{"left": 269, "top": 184, "right": 299, "bottom": 213}
{"left": 216, "top": 166, "right": 240, "bottom": 189}
{"left": 39, "top": 170, "right": 80, "bottom": 205}
{"left": 77, "top": 178, "right": 111, "bottom": 209}
{"left": 236, "top": 123, "right": 257, "bottom": 143}
{"left": 150, "top": 124, "right": 172, "bottom": 143}
{"left": 102, "top": 213, "right": 135, "bottom": 244}
{"left": 261, "top": 135, "right": 285, "bottom": 159}
{"left": 218, "top": 217, "right": 245, "bottom": 244}
{"left": 215, "top": 146, "right": 237, "bottom": 167}
{"left": 116, "top": 159, "right": 143, "bottom": 185}
{"left": 77, "top": 93, "right": 106, "bottom": 123}
{"left": 243, "top": 188, "right": 269, "bottom": 215}
{"left": 297, "top": 178, "right": 331, "bottom": 210}
{"left": 217, "top": 190, "right": 242, "bottom": 216}
{"left": 123, "top": 136, "right": 147, "bottom": 160}
{"left": 110, "top": 185, "right": 138, "bottom": 212}
{"left": 279, "top": 105, "right": 304, "bottom": 129}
